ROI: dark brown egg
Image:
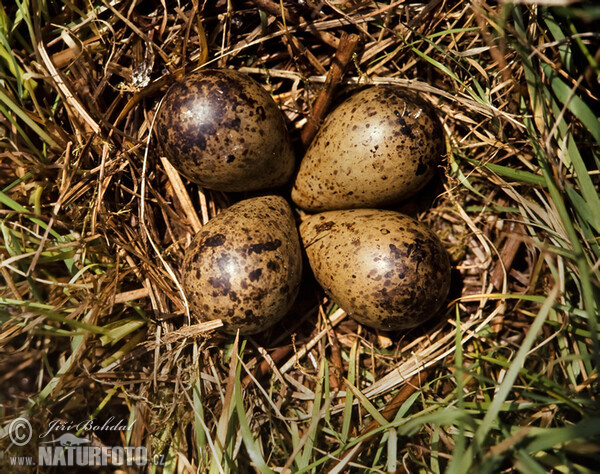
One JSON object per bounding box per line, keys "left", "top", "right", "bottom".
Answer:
{"left": 156, "top": 69, "right": 295, "bottom": 192}
{"left": 299, "top": 209, "right": 451, "bottom": 330}
{"left": 182, "top": 196, "right": 302, "bottom": 335}
{"left": 292, "top": 86, "right": 444, "bottom": 211}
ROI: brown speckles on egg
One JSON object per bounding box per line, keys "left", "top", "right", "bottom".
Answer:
{"left": 291, "top": 86, "right": 444, "bottom": 211}
{"left": 182, "top": 196, "right": 302, "bottom": 335}
{"left": 299, "top": 209, "right": 451, "bottom": 331}
{"left": 248, "top": 268, "right": 262, "bottom": 281}
{"left": 314, "top": 221, "right": 335, "bottom": 233}
{"left": 157, "top": 69, "right": 295, "bottom": 192}
{"left": 204, "top": 233, "right": 226, "bottom": 247}
{"left": 247, "top": 240, "right": 282, "bottom": 255}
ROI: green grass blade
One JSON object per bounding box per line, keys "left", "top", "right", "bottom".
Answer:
{"left": 525, "top": 417, "right": 600, "bottom": 453}
{"left": 299, "top": 357, "right": 326, "bottom": 468}
{"left": 460, "top": 285, "right": 560, "bottom": 469}
{"left": 193, "top": 378, "right": 207, "bottom": 459}
{"left": 564, "top": 184, "right": 600, "bottom": 234}
{"left": 341, "top": 340, "right": 358, "bottom": 444}
{"left": 514, "top": 450, "right": 550, "bottom": 474}
{"left": 100, "top": 331, "right": 146, "bottom": 368}
{"left": 99, "top": 317, "right": 147, "bottom": 345}
{"left": 430, "top": 428, "right": 441, "bottom": 474}
{"left": 0, "top": 298, "right": 106, "bottom": 334}
{"left": 0, "top": 191, "right": 63, "bottom": 239}
{"left": 466, "top": 159, "right": 547, "bottom": 186}
{"left": 540, "top": 62, "right": 600, "bottom": 145}
{"left": 234, "top": 355, "right": 275, "bottom": 474}
{"left": 411, "top": 47, "right": 487, "bottom": 106}
{"left": 344, "top": 378, "right": 388, "bottom": 427}
{"left": 0, "top": 101, "right": 38, "bottom": 151}
{"left": 386, "top": 426, "right": 398, "bottom": 472}
{"left": 447, "top": 305, "right": 467, "bottom": 474}
{"left": 0, "top": 88, "right": 58, "bottom": 149}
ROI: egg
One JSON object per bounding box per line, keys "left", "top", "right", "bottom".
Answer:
{"left": 299, "top": 209, "right": 450, "bottom": 331}
{"left": 292, "top": 86, "right": 444, "bottom": 211}
{"left": 181, "top": 196, "right": 302, "bottom": 335}
{"left": 156, "top": 69, "right": 295, "bottom": 192}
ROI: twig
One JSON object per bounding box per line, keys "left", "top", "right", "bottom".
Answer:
{"left": 241, "top": 345, "right": 292, "bottom": 388}
{"left": 300, "top": 33, "right": 360, "bottom": 147}
{"left": 491, "top": 222, "right": 525, "bottom": 290}
{"left": 328, "top": 329, "right": 344, "bottom": 392}
{"left": 249, "top": 0, "right": 298, "bottom": 22}
{"left": 37, "top": 41, "right": 100, "bottom": 136}
{"left": 331, "top": 367, "right": 433, "bottom": 471}
{"left": 249, "top": 0, "right": 340, "bottom": 48}
{"left": 280, "top": 25, "right": 328, "bottom": 75}
{"left": 160, "top": 157, "right": 203, "bottom": 233}
{"left": 360, "top": 367, "right": 432, "bottom": 440}
{"left": 490, "top": 221, "right": 525, "bottom": 333}
{"left": 279, "top": 308, "right": 346, "bottom": 374}
{"left": 113, "top": 72, "right": 181, "bottom": 128}
{"left": 112, "top": 287, "right": 151, "bottom": 304}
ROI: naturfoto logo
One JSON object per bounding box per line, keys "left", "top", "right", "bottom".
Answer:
{"left": 38, "top": 442, "right": 149, "bottom": 467}
{"left": 6, "top": 416, "right": 165, "bottom": 468}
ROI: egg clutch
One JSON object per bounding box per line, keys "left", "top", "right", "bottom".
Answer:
{"left": 156, "top": 69, "right": 451, "bottom": 335}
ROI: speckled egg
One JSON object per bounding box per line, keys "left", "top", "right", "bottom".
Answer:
{"left": 156, "top": 69, "right": 295, "bottom": 192}
{"left": 299, "top": 209, "right": 450, "bottom": 331}
{"left": 292, "top": 86, "right": 444, "bottom": 211}
{"left": 182, "top": 196, "right": 302, "bottom": 334}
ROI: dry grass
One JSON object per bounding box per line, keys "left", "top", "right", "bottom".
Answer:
{"left": 1, "top": 0, "right": 599, "bottom": 472}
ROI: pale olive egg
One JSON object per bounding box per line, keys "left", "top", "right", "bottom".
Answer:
{"left": 182, "top": 196, "right": 302, "bottom": 334}
{"left": 299, "top": 209, "right": 450, "bottom": 330}
{"left": 156, "top": 69, "right": 295, "bottom": 192}
{"left": 292, "top": 86, "right": 444, "bottom": 211}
